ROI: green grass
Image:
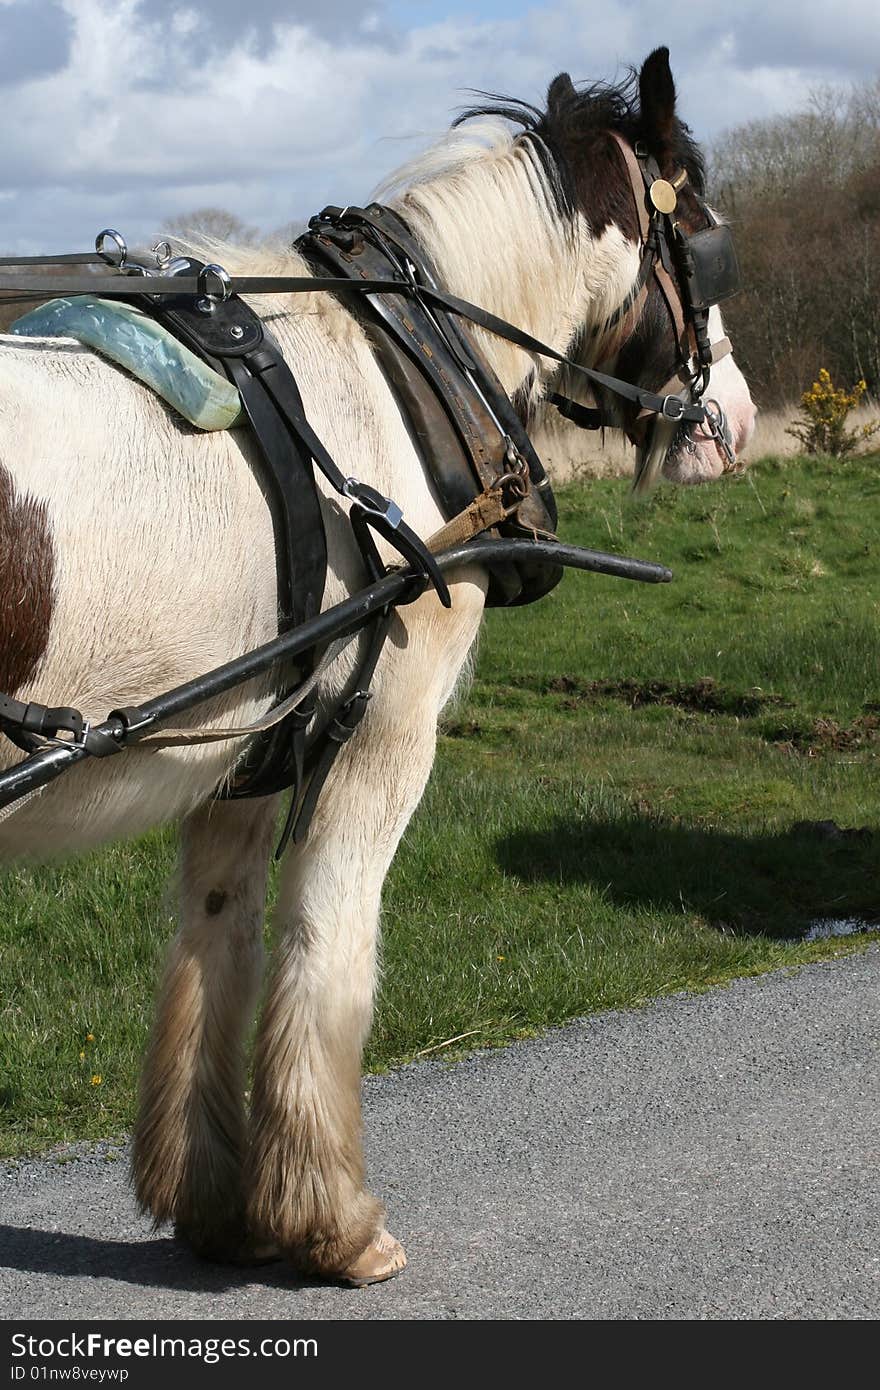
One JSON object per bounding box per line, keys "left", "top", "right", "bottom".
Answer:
{"left": 3, "top": 451, "right": 880, "bottom": 1157}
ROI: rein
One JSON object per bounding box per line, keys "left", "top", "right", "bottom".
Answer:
{"left": 2, "top": 127, "right": 741, "bottom": 472}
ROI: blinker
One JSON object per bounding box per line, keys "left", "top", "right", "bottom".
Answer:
{"left": 676, "top": 222, "right": 741, "bottom": 312}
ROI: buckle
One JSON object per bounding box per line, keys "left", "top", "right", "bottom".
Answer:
{"left": 343, "top": 478, "right": 403, "bottom": 529}
{"left": 661, "top": 395, "right": 686, "bottom": 421}
{"left": 702, "top": 398, "right": 736, "bottom": 466}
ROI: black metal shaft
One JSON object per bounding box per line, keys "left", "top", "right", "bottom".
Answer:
{"left": 0, "top": 538, "right": 671, "bottom": 812}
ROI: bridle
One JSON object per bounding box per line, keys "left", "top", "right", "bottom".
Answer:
{"left": 548, "top": 130, "right": 742, "bottom": 485}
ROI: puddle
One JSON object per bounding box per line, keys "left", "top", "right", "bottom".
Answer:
{"left": 802, "top": 917, "right": 876, "bottom": 942}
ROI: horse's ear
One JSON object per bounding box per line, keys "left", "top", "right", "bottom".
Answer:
{"left": 638, "top": 46, "right": 677, "bottom": 159}
{"left": 547, "top": 73, "right": 576, "bottom": 109}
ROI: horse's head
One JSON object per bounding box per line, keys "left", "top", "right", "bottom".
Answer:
{"left": 388, "top": 48, "right": 755, "bottom": 489}
{"left": 536, "top": 47, "right": 757, "bottom": 489}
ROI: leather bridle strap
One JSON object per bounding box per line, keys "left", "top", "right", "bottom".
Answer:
{"left": 548, "top": 132, "right": 694, "bottom": 438}
{"left": 609, "top": 132, "right": 693, "bottom": 391}
{"left": 610, "top": 132, "right": 651, "bottom": 242}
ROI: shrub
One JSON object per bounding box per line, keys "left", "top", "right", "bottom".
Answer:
{"left": 786, "top": 369, "right": 880, "bottom": 457}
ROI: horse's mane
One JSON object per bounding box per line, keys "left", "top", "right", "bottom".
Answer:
{"left": 453, "top": 70, "right": 707, "bottom": 212}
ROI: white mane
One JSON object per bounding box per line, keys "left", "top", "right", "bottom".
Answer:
{"left": 373, "top": 116, "right": 529, "bottom": 201}
{"left": 379, "top": 119, "right": 591, "bottom": 396}
{"left": 168, "top": 115, "right": 639, "bottom": 401}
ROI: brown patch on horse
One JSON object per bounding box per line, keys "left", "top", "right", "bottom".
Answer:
{"left": 0, "top": 463, "right": 55, "bottom": 695}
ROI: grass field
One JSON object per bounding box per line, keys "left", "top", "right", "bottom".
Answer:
{"left": 2, "top": 450, "right": 879, "bottom": 1158}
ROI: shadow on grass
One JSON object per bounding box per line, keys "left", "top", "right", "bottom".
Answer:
{"left": 497, "top": 816, "right": 880, "bottom": 938}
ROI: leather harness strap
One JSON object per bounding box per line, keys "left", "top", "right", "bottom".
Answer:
{"left": 1, "top": 269, "right": 723, "bottom": 426}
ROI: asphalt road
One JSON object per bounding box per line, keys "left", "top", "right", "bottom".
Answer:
{"left": 2, "top": 947, "right": 878, "bottom": 1320}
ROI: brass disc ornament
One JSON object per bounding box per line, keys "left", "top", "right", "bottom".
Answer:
{"left": 649, "top": 179, "right": 677, "bottom": 214}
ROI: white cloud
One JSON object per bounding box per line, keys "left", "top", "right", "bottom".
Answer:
{"left": 0, "top": 0, "right": 877, "bottom": 251}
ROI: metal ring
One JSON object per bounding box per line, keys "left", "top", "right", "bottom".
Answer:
{"left": 151, "top": 240, "right": 173, "bottom": 268}
{"left": 95, "top": 229, "right": 127, "bottom": 268}
{"left": 494, "top": 468, "right": 529, "bottom": 500}
{"left": 197, "top": 263, "right": 232, "bottom": 304}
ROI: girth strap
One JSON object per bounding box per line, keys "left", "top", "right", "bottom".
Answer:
{"left": 0, "top": 693, "right": 120, "bottom": 757}
{"left": 218, "top": 355, "right": 326, "bottom": 802}
{"left": 276, "top": 606, "right": 394, "bottom": 856}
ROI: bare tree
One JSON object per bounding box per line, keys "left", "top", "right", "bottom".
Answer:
{"left": 710, "top": 76, "right": 880, "bottom": 408}
{"left": 162, "top": 206, "right": 259, "bottom": 246}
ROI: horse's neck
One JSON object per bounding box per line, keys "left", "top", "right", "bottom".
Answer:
{"left": 391, "top": 142, "right": 633, "bottom": 399}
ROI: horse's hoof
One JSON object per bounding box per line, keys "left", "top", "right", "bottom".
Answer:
{"left": 339, "top": 1229, "right": 407, "bottom": 1287}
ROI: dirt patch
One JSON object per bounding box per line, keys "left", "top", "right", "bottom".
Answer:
{"left": 790, "top": 819, "right": 872, "bottom": 841}
{"left": 765, "top": 712, "right": 880, "bottom": 754}
{"left": 443, "top": 720, "right": 483, "bottom": 739}
{"left": 547, "top": 675, "right": 788, "bottom": 718}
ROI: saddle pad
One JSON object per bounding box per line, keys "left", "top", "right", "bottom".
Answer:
{"left": 11, "top": 295, "right": 243, "bottom": 431}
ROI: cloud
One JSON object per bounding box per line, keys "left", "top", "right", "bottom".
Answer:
{"left": 145, "top": 0, "right": 395, "bottom": 53}
{"left": 0, "top": 0, "right": 877, "bottom": 252}
{"left": 721, "top": 0, "right": 880, "bottom": 79}
{"left": 0, "top": 0, "right": 74, "bottom": 85}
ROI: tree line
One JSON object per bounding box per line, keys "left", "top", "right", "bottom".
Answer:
{"left": 709, "top": 79, "right": 880, "bottom": 407}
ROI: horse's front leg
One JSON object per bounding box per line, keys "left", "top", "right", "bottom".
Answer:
{"left": 247, "top": 582, "right": 485, "bottom": 1283}
{"left": 131, "top": 794, "right": 279, "bottom": 1259}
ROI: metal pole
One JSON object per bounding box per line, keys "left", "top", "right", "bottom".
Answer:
{"left": 0, "top": 538, "right": 671, "bottom": 811}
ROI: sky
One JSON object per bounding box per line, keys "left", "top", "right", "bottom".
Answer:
{"left": 1, "top": 0, "right": 879, "bottom": 253}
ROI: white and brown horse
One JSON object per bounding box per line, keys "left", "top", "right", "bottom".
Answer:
{"left": 0, "top": 49, "right": 755, "bottom": 1284}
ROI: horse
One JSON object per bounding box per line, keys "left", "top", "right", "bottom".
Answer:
{"left": 0, "top": 47, "right": 755, "bottom": 1285}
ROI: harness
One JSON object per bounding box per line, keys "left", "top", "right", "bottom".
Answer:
{"left": 0, "top": 130, "right": 741, "bottom": 843}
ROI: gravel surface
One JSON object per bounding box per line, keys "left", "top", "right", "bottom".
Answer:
{"left": 2, "top": 947, "right": 878, "bottom": 1320}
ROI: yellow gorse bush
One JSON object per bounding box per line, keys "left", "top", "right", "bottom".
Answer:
{"left": 786, "top": 368, "right": 880, "bottom": 458}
